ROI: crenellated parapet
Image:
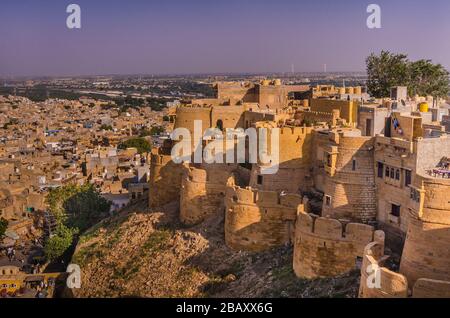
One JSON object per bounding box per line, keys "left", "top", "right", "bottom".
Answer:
{"left": 294, "top": 109, "right": 340, "bottom": 126}
{"left": 180, "top": 164, "right": 241, "bottom": 225}
{"left": 224, "top": 185, "right": 304, "bottom": 251}
{"left": 359, "top": 241, "right": 450, "bottom": 298}
{"left": 293, "top": 211, "right": 379, "bottom": 279}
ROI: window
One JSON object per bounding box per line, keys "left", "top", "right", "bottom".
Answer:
{"left": 390, "top": 168, "right": 395, "bottom": 179}
{"left": 326, "top": 153, "right": 332, "bottom": 167}
{"left": 1, "top": 284, "right": 7, "bottom": 288}
{"left": 395, "top": 169, "right": 400, "bottom": 180}
{"left": 405, "top": 170, "right": 412, "bottom": 187}
{"left": 391, "top": 204, "right": 401, "bottom": 217}
{"left": 352, "top": 159, "right": 356, "bottom": 171}
{"left": 257, "top": 175, "right": 263, "bottom": 185}
{"left": 325, "top": 195, "right": 332, "bottom": 206}
{"left": 385, "top": 166, "right": 390, "bottom": 178}
{"left": 377, "top": 162, "right": 384, "bottom": 178}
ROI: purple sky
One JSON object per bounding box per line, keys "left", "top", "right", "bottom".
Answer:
{"left": 1, "top": 0, "right": 449, "bottom": 76}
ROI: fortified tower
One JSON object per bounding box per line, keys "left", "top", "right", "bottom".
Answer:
{"left": 400, "top": 173, "right": 450, "bottom": 286}
{"left": 320, "top": 129, "right": 376, "bottom": 223}
{"left": 224, "top": 181, "right": 304, "bottom": 251}
{"left": 148, "top": 146, "right": 188, "bottom": 208}
{"left": 248, "top": 125, "right": 314, "bottom": 194}
{"left": 359, "top": 172, "right": 450, "bottom": 298}
{"left": 180, "top": 163, "right": 249, "bottom": 225}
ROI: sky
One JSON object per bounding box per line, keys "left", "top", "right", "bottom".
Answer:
{"left": 0, "top": 0, "right": 449, "bottom": 77}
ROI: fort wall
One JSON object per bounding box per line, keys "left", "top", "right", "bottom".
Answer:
{"left": 211, "top": 106, "right": 245, "bottom": 130}
{"left": 174, "top": 106, "right": 212, "bottom": 136}
{"left": 359, "top": 241, "right": 450, "bottom": 298}
{"left": 293, "top": 211, "right": 378, "bottom": 279}
{"left": 216, "top": 82, "right": 258, "bottom": 104}
{"left": 294, "top": 109, "right": 340, "bottom": 127}
{"left": 179, "top": 164, "right": 248, "bottom": 225}
{"left": 399, "top": 174, "right": 450, "bottom": 286}
{"left": 321, "top": 135, "right": 376, "bottom": 223}
{"left": 224, "top": 185, "right": 303, "bottom": 251}
{"left": 249, "top": 126, "right": 314, "bottom": 193}
{"left": 310, "top": 99, "right": 358, "bottom": 124}
{"left": 149, "top": 148, "right": 188, "bottom": 208}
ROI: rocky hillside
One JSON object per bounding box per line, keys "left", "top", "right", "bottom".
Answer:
{"left": 69, "top": 199, "right": 360, "bottom": 298}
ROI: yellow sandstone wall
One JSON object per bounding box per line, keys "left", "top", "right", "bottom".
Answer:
{"left": 249, "top": 126, "right": 314, "bottom": 193}
{"left": 310, "top": 99, "right": 358, "bottom": 124}
{"left": 359, "top": 241, "right": 450, "bottom": 298}
{"left": 399, "top": 175, "right": 450, "bottom": 286}
{"left": 179, "top": 164, "right": 247, "bottom": 225}
{"left": 211, "top": 105, "right": 245, "bottom": 129}
{"left": 149, "top": 148, "right": 188, "bottom": 208}
{"left": 224, "top": 185, "right": 303, "bottom": 251}
{"left": 321, "top": 135, "right": 376, "bottom": 223}
{"left": 293, "top": 211, "right": 377, "bottom": 279}
{"left": 174, "top": 105, "right": 212, "bottom": 137}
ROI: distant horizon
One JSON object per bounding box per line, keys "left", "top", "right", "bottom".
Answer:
{"left": 1, "top": 0, "right": 450, "bottom": 77}
{"left": 0, "top": 70, "right": 369, "bottom": 80}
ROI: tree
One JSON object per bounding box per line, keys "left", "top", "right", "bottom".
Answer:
{"left": 366, "top": 51, "right": 409, "bottom": 98}
{"left": 118, "top": 137, "right": 151, "bottom": 154}
{"left": 366, "top": 51, "right": 449, "bottom": 99}
{"left": 46, "top": 184, "right": 111, "bottom": 232}
{"left": 63, "top": 186, "right": 111, "bottom": 232}
{"left": 44, "top": 224, "right": 78, "bottom": 262}
{"left": 0, "top": 218, "right": 8, "bottom": 241}
{"left": 407, "top": 59, "right": 449, "bottom": 99}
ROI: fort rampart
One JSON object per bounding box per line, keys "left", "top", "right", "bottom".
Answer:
{"left": 224, "top": 185, "right": 303, "bottom": 251}
{"left": 359, "top": 241, "right": 450, "bottom": 298}
{"left": 149, "top": 148, "right": 188, "bottom": 208}
{"left": 399, "top": 174, "right": 450, "bottom": 287}
{"left": 293, "top": 211, "right": 378, "bottom": 279}
{"left": 180, "top": 164, "right": 248, "bottom": 225}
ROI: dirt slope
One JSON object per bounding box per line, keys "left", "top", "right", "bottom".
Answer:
{"left": 70, "top": 200, "right": 360, "bottom": 298}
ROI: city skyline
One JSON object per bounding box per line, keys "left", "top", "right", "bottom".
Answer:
{"left": 1, "top": 0, "right": 450, "bottom": 77}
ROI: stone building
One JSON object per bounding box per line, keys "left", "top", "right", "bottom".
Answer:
{"left": 146, "top": 81, "right": 450, "bottom": 297}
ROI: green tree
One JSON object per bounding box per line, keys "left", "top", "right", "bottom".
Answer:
{"left": 407, "top": 59, "right": 449, "bottom": 99}
{"left": 118, "top": 137, "right": 151, "bottom": 154}
{"left": 366, "top": 51, "right": 449, "bottom": 99}
{"left": 366, "top": 51, "right": 409, "bottom": 98}
{"left": 44, "top": 224, "right": 78, "bottom": 261}
{"left": 64, "top": 186, "right": 111, "bottom": 232}
{"left": 0, "top": 218, "right": 8, "bottom": 241}
{"left": 46, "top": 184, "right": 111, "bottom": 232}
